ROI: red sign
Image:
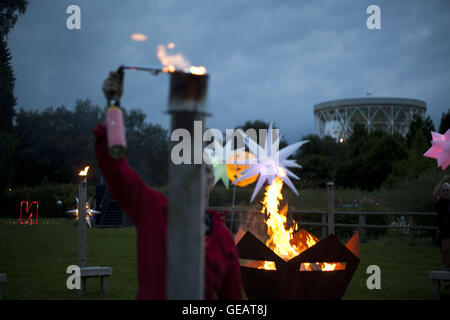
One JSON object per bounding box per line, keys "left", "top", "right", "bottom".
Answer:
{"left": 20, "top": 201, "right": 39, "bottom": 225}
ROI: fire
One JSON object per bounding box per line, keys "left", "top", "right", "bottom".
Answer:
{"left": 130, "top": 33, "right": 147, "bottom": 42}
{"left": 79, "top": 166, "right": 89, "bottom": 176}
{"left": 258, "top": 174, "right": 340, "bottom": 271}
{"left": 262, "top": 177, "right": 299, "bottom": 261}
{"left": 157, "top": 44, "right": 207, "bottom": 75}
{"left": 188, "top": 66, "right": 207, "bottom": 75}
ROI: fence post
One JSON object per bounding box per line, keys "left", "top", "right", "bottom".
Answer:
{"left": 409, "top": 215, "right": 415, "bottom": 246}
{"left": 359, "top": 213, "right": 367, "bottom": 243}
{"left": 322, "top": 212, "right": 327, "bottom": 239}
{"left": 326, "top": 182, "right": 335, "bottom": 235}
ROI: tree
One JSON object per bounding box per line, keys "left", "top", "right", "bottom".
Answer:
{"left": 0, "top": 0, "right": 29, "bottom": 37}
{"left": 384, "top": 130, "right": 435, "bottom": 188}
{"left": 235, "top": 120, "right": 288, "bottom": 149}
{"left": 406, "top": 114, "right": 435, "bottom": 147}
{"left": 335, "top": 128, "right": 408, "bottom": 190}
{"left": 0, "top": 0, "right": 29, "bottom": 131}
{"left": 12, "top": 100, "right": 170, "bottom": 188}
{"left": 0, "top": 0, "right": 29, "bottom": 192}
{"left": 293, "top": 134, "right": 341, "bottom": 187}
{"left": 297, "top": 134, "right": 339, "bottom": 158}
{"left": 0, "top": 38, "right": 16, "bottom": 131}
{"left": 123, "top": 108, "right": 169, "bottom": 186}
{"left": 438, "top": 109, "right": 450, "bottom": 134}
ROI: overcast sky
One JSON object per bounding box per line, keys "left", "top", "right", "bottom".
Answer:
{"left": 8, "top": 0, "right": 450, "bottom": 142}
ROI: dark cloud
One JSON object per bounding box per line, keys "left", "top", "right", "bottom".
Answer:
{"left": 8, "top": 0, "right": 450, "bottom": 142}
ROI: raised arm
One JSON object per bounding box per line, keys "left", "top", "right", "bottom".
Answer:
{"left": 94, "top": 70, "right": 166, "bottom": 225}
{"left": 94, "top": 123, "right": 149, "bottom": 225}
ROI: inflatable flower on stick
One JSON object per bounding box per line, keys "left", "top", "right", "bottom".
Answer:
{"left": 233, "top": 123, "right": 308, "bottom": 202}
{"left": 423, "top": 130, "right": 450, "bottom": 170}
{"left": 204, "top": 138, "right": 244, "bottom": 189}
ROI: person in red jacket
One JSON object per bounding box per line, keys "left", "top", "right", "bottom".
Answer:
{"left": 94, "top": 70, "right": 242, "bottom": 300}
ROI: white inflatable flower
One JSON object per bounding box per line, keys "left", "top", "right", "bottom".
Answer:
{"left": 233, "top": 123, "right": 308, "bottom": 202}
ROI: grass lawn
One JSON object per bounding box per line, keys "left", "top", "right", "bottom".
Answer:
{"left": 0, "top": 218, "right": 448, "bottom": 300}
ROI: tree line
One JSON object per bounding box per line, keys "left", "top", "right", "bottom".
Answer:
{"left": 1, "top": 100, "right": 170, "bottom": 191}
{"left": 1, "top": 1, "right": 449, "bottom": 196}
{"left": 294, "top": 112, "right": 450, "bottom": 190}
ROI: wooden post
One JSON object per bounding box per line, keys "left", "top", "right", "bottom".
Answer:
{"left": 230, "top": 183, "right": 237, "bottom": 233}
{"left": 0, "top": 274, "right": 6, "bottom": 300}
{"left": 359, "top": 213, "right": 367, "bottom": 243}
{"left": 101, "top": 276, "right": 109, "bottom": 294}
{"left": 431, "top": 279, "right": 440, "bottom": 299}
{"left": 326, "top": 181, "right": 335, "bottom": 235}
{"left": 78, "top": 176, "right": 87, "bottom": 268}
{"left": 409, "top": 215, "right": 415, "bottom": 246}
{"left": 167, "top": 72, "right": 208, "bottom": 300}
{"left": 321, "top": 212, "right": 327, "bottom": 239}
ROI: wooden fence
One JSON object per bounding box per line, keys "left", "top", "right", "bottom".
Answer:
{"left": 211, "top": 182, "right": 437, "bottom": 245}
{"left": 212, "top": 207, "right": 437, "bottom": 245}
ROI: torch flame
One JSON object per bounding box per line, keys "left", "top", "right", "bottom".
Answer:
{"left": 130, "top": 33, "right": 148, "bottom": 42}
{"left": 79, "top": 166, "right": 89, "bottom": 176}
{"left": 258, "top": 175, "right": 340, "bottom": 271}
{"left": 157, "top": 44, "right": 206, "bottom": 75}
{"left": 188, "top": 66, "right": 207, "bottom": 75}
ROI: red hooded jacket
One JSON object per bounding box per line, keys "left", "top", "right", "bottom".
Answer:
{"left": 93, "top": 124, "right": 242, "bottom": 300}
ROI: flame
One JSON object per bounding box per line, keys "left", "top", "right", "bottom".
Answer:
{"left": 258, "top": 175, "right": 340, "bottom": 271}
{"left": 262, "top": 177, "right": 299, "bottom": 261}
{"left": 130, "top": 33, "right": 147, "bottom": 42}
{"left": 79, "top": 166, "right": 89, "bottom": 176}
{"left": 157, "top": 44, "right": 206, "bottom": 75}
{"left": 189, "top": 66, "right": 207, "bottom": 75}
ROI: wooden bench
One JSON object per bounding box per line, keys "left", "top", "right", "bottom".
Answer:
{"left": 0, "top": 274, "right": 7, "bottom": 300}
{"left": 428, "top": 270, "right": 450, "bottom": 299}
{"left": 79, "top": 266, "right": 112, "bottom": 295}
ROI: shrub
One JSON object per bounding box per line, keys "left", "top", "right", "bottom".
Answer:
{"left": 0, "top": 183, "right": 95, "bottom": 218}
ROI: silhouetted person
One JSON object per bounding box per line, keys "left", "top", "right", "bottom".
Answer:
{"left": 93, "top": 70, "right": 242, "bottom": 299}
{"left": 433, "top": 175, "right": 450, "bottom": 270}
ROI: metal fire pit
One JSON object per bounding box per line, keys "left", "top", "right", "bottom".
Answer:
{"left": 236, "top": 230, "right": 360, "bottom": 300}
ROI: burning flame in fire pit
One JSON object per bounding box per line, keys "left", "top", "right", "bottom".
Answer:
{"left": 258, "top": 174, "right": 342, "bottom": 271}
{"left": 157, "top": 44, "right": 207, "bottom": 75}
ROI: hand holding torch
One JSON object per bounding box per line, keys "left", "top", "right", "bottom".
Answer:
{"left": 103, "top": 68, "right": 126, "bottom": 159}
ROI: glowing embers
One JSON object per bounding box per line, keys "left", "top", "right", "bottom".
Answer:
{"left": 300, "top": 262, "right": 347, "bottom": 271}
{"left": 236, "top": 231, "right": 360, "bottom": 300}
{"left": 239, "top": 259, "right": 276, "bottom": 270}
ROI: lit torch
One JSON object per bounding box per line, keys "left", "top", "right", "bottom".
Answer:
{"left": 77, "top": 166, "right": 89, "bottom": 268}
{"left": 112, "top": 43, "right": 209, "bottom": 298}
